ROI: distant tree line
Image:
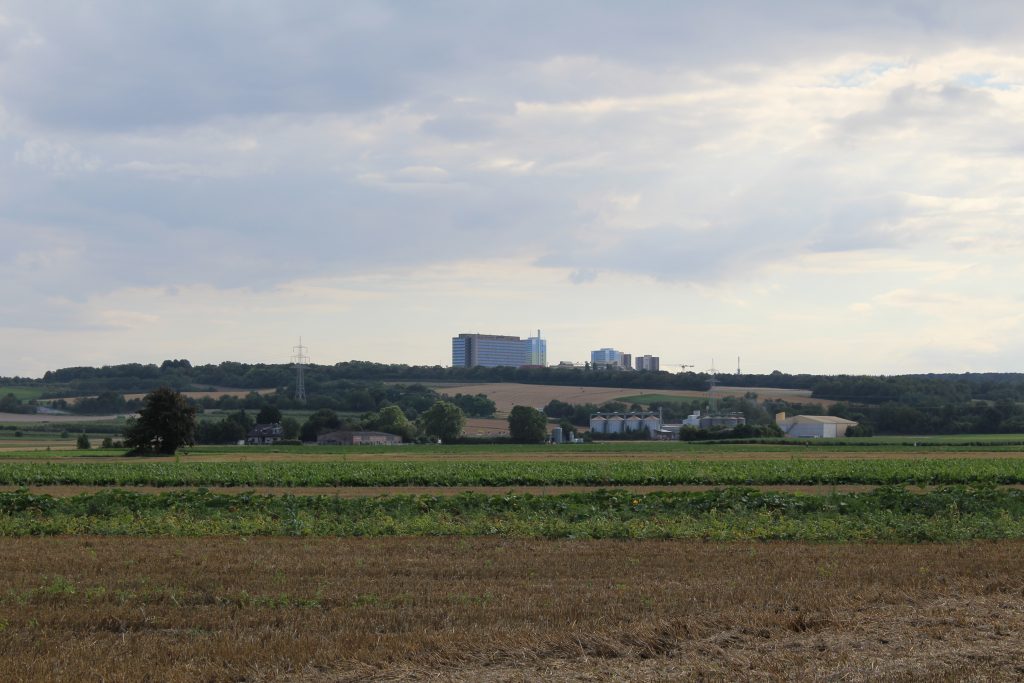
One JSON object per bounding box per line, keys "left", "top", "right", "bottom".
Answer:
{"left": 0, "top": 394, "right": 35, "bottom": 414}
{"left": 23, "top": 360, "right": 1024, "bottom": 407}
{"left": 13, "top": 359, "right": 1024, "bottom": 437}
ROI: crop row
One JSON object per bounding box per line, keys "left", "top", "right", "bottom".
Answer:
{"left": 1, "top": 486, "right": 1022, "bottom": 541}
{"left": 3, "top": 459, "right": 1024, "bottom": 487}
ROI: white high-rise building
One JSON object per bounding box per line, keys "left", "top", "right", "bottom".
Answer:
{"left": 452, "top": 331, "right": 547, "bottom": 368}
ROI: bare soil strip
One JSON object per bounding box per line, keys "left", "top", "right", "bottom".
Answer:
{"left": 1, "top": 538, "right": 1022, "bottom": 682}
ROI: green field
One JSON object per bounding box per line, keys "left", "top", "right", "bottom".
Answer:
{"left": 0, "top": 485, "right": 1021, "bottom": 541}
{"left": 0, "top": 441, "right": 1021, "bottom": 462}
{"left": 0, "top": 438, "right": 1022, "bottom": 542}
{"left": 1, "top": 436, "right": 1024, "bottom": 460}
{"left": 0, "top": 386, "right": 44, "bottom": 401}
{"left": 4, "top": 457, "right": 1024, "bottom": 487}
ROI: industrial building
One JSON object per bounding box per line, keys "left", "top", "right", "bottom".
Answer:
{"left": 775, "top": 413, "right": 858, "bottom": 438}
{"left": 317, "top": 430, "right": 404, "bottom": 446}
{"left": 452, "top": 331, "right": 547, "bottom": 368}
{"left": 660, "top": 411, "right": 746, "bottom": 435}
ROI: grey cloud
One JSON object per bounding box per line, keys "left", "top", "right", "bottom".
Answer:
{"left": 568, "top": 269, "right": 598, "bottom": 284}
{"left": 4, "top": 1, "right": 1024, "bottom": 131}
{"left": 838, "top": 84, "right": 996, "bottom": 137}
{"left": 421, "top": 115, "right": 498, "bottom": 142}
{"left": 806, "top": 196, "right": 913, "bottom": 253}
{"left": 1, "top": 155, "right": 579, "bottom": 310}
{"left": 2, "top": 0, "right": 1024, "bottom": 328}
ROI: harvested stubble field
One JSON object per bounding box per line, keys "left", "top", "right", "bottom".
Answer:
{"left": 5, "top": 446, "right": 1024, "bottom": 681}
{"left": 440, "top": 382, "right": 833, "bottom": 415}
{"left": 2, "top": 537, "right": 1023, "bottom": 682}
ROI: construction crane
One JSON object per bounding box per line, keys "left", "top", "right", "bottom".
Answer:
{"left": 663, "top": 362, "right": 695, "bottom": 371}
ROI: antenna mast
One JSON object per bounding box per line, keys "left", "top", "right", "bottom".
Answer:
{"left": 292, "top": 338, "right": 309, "bottom": 404}
{"left": 707, "top": 358, "right": 719, "bottom": 413}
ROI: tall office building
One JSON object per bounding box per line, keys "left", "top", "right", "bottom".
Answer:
{"left": 524, "top": 330, "right": 547, "bottom": 366}
{"left": 452, "top": 331, "right": 547, "bottom": 368}
{"left": 635, "top": 355, "right": 660, "bottom": 372}
{"left": 591, "top": 348, "right": 625, "bottom": 368}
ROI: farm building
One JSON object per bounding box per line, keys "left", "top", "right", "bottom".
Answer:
{"left": 775, "top": 413, "right": 857, "bottom": 438}
{"left": 316, "top": 430, "right": 403, "bottom": 446}
{"left": 590, "top": 411, "right": 662, "bottom": 435}
{"left": 246, "top": 423, "right": 284, "bottom": 445}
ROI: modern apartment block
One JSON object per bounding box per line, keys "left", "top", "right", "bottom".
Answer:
{"left": 452, "top": 331, "right": 547, "bottom": 368}
{"left": 635, "top": 355, "right": 660, "bottom": 372}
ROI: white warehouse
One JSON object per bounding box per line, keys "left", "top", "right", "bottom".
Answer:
{"left": 775, "top": 412, "right": 858, "bottom": 438}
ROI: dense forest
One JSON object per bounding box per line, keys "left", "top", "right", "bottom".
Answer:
{"left": 4, "top": 359, "right": 1024, "bottom": 436}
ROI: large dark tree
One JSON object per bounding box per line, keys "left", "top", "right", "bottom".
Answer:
{"left": 256, "top": 405, "right": 282, "bottom": 424}
{"left": 124, "top": 387, "right": 196, "bottom": 455}
{"left": 420, "top": 401, "right": 465, "bottom": 443}
{"left": 507, "top": 405, "right": 549, "bottom": 443}
{"left": 300, "top": 409, "right": 342, "bottom": 442}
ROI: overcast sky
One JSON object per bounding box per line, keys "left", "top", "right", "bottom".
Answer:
{"left": 2, "top": 1, "right": 1024, "bottom": 377}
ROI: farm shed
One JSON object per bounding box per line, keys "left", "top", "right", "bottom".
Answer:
{"left": 775, "top": 413, "right": 857, "bottom": 438}
{"left": 316, "top": 430, "right": 403, "bottom": 446}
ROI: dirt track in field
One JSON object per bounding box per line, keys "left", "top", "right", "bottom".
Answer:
{"left": 2, "top": 537, "right": 1023, "bottom": 682}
